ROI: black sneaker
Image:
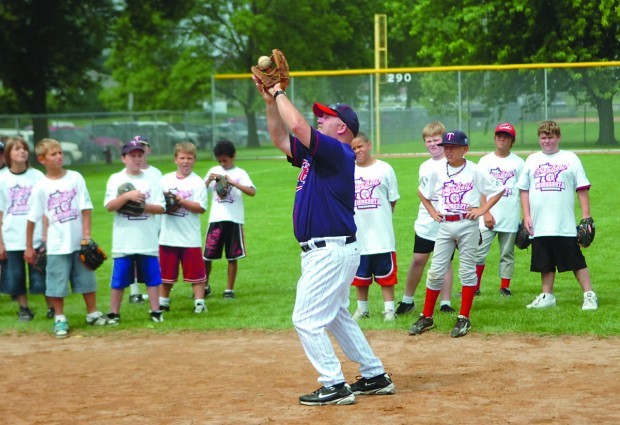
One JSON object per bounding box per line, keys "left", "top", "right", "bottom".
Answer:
{"left": 395, "top": 301, "right": 414, "bottom": 315}
{"left": 440, "top": 304, "right": 455, "bottom": 313}
{"left": 299, "top": 383, "right": 355, "bottom": 406}
{"left": 17, "top": 307, "right": 35, "bottom": 322}
{"left": 106, "top": 312, "right": 121, "bottom": 325}
{"left": 160, "top": 304, "right": 171, "bottom": 312}
{"left": 499, "top": 287, "right": 512, "bottom": 297}
{"left": 475, "top": 289, "right": 481, "bottom": 296}
{"left": 349, "top": 373, "right": 395, "bottom": 395}
{"left": 129, "top": 294, "right": 145, "bottom": 304}
{"left": 204, "top": 284, "right": 212, "bottom": 297}
{"left": 408, "top": 314, "right": 434, "bottom": 335}
{"left": 450, "top": 315, "right": 471, "bottom": 338}
{"left": 150, "top": 311, "right": 164, "bottom": 323}
{"left": 223, "top": 290, "right": 235, "bottom": 299}
{"left": 46, "top": 307, "right": 55, "bottom": 319}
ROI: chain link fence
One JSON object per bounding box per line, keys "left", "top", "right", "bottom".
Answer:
{"left": 1, "top": 63, "right": 618, "bottom": 164}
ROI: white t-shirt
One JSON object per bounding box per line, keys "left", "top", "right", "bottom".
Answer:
{"left": 28, "top": 170, "right": 93, "bottom": 255}
{"left": 516, "top": 150, "right": 590, "bottom": 237}
{"left": 104, "top": 170, "right": 165, "bottom": 257}
{"left": 159, "top": 171, "right": 207, "bottom": 248}
{"left": 143, "top": 165, "right": 163, "bottom": 180}
{"left": 0, "top": 168, "right": 45, "bottom": 250}
{"left": 414, "top": 158, "right": 445, "bottom": 241}
{"left": 354, "top": 160, "right": 400, "bottom": 254}
{"left": 477, "top": 152, "right": 524, "bottom": 232}
{"left": 421, "top": 158, "right": 505, "bottom": 215}
{"left": 204, "top": 165, "right": 254, "bottom": 224}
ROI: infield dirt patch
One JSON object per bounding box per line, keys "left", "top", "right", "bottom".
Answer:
{"left": 2, "top": 330, "right": 619, "bottom": 424}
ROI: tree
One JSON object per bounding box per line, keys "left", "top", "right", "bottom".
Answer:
{"left": 0, "top": 0, "right": 115, "bottom": 140}
{"left": 394, "top": 0, "right": 619, "bottom": 145}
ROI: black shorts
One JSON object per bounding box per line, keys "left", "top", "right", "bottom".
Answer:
{"left": 530, "top": 236, "right": 587, "bottom": 273}
{"left": 203, "top": 221, "right": 246, "bottom": 261}
{"left": 413, "top": 234, "right": 435, "bottom": 254}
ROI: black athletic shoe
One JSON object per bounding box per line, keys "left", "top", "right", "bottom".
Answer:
{"left": 204, "top": 284, "right": 212, "bottom": 297}
{"left": 349, "top": 373, "right": 395, "bottom": 395}
{"left": 450, "top": 315, "right": 471, "bottom": 338}
{"left": 408, "top": 314, "right": 434, "bottom": 335}
{"left": 46, "top": 307, "right": 55, "bottom": 319}
{"left": 150, "top": 311, "right": 164, "bottom": 323}
{"left": 439, "top": 304, "right": 455, "bottom": 313}
{"left": 129, "top": 294, "right": 146, "bottom": 304}
{"left": 395, "top": 301, "right": 414, "bottom": 316}
{"left": 499, "top": 287, "right": 512, "bottom": 297}
{"left": 106, "top": 313, "right": 120, "bottom": 325}
{"left": 159, "top": 304, "right": 171, "bottom": 312}
{"left": 299, "top": 383, "right": 355, "bottom": 406}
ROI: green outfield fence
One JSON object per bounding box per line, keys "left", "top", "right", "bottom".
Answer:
{"left": 1, "top": 62, "right": 619, "bottom": 162}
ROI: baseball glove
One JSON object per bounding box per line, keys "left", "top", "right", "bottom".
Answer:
{"left": 79, "top": 239, "right": 108, "bottom": 271}
{"left": 32, "top": 243, "right": 47, "bottom": 274}
{"left": 117, "top": 182, "right": 145, "bottom": 216}
{"left": 164, "top": 191, "right": 182, "bottom": 214}
{"left": 515, "top": 220, "right": 532, "bottom": 250}
{"left": 251, "top": 49, "right": 289, "bottom": 90}
{"left": 576, "top": 217, "right": 595, "bottom": 248}
{"left": 215, "top": 175, "right": 229, "bottom": 199}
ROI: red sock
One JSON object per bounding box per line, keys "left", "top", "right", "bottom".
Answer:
{"left": 460, "top": 286, "right": 476, "bottom": 318}
{"left": 501, "top": 278, "right": 511, "bottom": 289}
{"left": 475, "top": 264, "right": 485, "bottom": 291}
{"left": 422, "top": 288, "right": 441, "bottom": 318}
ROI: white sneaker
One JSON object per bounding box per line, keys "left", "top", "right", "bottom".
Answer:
{"left": 352, "top": 308, "right": 369, "bottom": 320}
{"left": 194, "top": 302, "right": 208, "bottom": 314}
{"left": 526, "top": 293, "right": 556, "bottom": 309}
{"left": 383, "top": 309, "right": 396, "bottom": 322}
{"left": 582, "top": 291, "right": 598, "bottom": 311}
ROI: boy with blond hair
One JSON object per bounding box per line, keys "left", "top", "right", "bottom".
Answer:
{"left": 25, "top": 139, "right": 107, "bottom": 338}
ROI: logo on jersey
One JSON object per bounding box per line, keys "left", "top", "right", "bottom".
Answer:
{"left": 441, "top": 180, "right": 473, "bottom": 212}
{"left": 533, "top": 162, "right": 567, "bottom": 191}
{"left": 48, "top": 189, "right": 79, "bottom": 223}
{"left": 354, "top": 177, "right": 381, "bottom": 209}
{"left": 296, "top": 160, "right": 310, "bottom": 192}
{"left": 8, "top": 184, "right": 33, "bottom": 216}
{"left": 489, "top": 167, "right": 515, "bottom": 196}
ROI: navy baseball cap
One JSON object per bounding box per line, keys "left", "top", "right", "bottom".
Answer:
{"left": 121, "top": 140, "right": 146, "bottom": 155}
{"left": 438, "top": 130, "right": 469, "bottom": 147}
{"left": 313, "top": 102, "right": 360, "bottom": 137}
{"left": 131, "top": 135, "right": 149, "bottom": 146}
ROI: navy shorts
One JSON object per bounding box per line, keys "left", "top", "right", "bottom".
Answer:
{"left": 0, "top": 250, "right": 46, "bottom": 296}
{"left": 203, "top": 221, "right": 246, "bottom": 261}
{"left": 530, "top": 236, "right": 587, "bottom": 273}
{"left": 352, "top": 252, "right": 398, "bottom": 287}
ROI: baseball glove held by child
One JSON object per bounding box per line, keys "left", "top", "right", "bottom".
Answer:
{"left": 215, "top": 175, "right": 229, "bottom": 199}
{"left": 251, "top": 49, "right": 289, "bottom": 90}
{"left": 117, "top": 182, "right": 145, "bottom": 216}
{"left": 32, "top": 243, "right": 47, "bottom": 273}
{"left": 80, "top": 239, "right": 108, "bottom": 271}
{"left": 164, "top": 191, "right": 182, "bottom": 214}
{"left": 515, "top": 220, "right": 532, "bottom": 250}
{"left": 576, "top": 217, "right": 595, "bottom": 248}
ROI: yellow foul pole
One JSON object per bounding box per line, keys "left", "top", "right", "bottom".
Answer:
{"left": 374, "top": 14, "right": 387, "bottom": 153}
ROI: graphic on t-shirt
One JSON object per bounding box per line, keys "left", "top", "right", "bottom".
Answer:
{"left": 47, "top": 189, "right": 79, "bottom": 223}
{"left": 354, "top": 177, "right": 381, "bottom": 210}
{"left": 441, "top": 180, "right": 473, "bottom": 212}
{"left": 296, "top": 160, "right": 310, "bottom": 192}
{"left": 489, "top": 167, "right": 515, "bottom": 196}
{"left": 8, "top": 184, "right": 33, "bottom": 216}
{"left": 533, "top": 162, "right": 567, "bottom": 192}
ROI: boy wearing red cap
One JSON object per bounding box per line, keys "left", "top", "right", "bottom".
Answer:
{"left": 474, "top": 123, "right": 524, "bottom": 296}
{"left": 409, "top": 130, "right": 505, "bottom": 337}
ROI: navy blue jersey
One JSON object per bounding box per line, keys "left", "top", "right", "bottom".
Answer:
{"left": 288, "top": 128, "right": 357, "bottom": 242}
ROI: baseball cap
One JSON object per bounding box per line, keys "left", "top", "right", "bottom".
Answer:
{"left": 495, "top": 122, "right": 516, "bottom": 138}
{"left": 438, "top": 130, "right": 469, "bottom": 147}
{"left": 121, "top": 140, "right": 146, "bottom": 155}
{"left": 131, "top": 135, "right": 149, "bottom": 146}
{"left": 312, "top": 102, "right": 360, "bottom": 137}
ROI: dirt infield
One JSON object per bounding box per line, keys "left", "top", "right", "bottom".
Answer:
{"left": 2, "top": 330, "right": 619, "bottom": 424}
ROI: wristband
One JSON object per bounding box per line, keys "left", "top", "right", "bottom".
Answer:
{"left": 273, "top": 90, "right": 286, "bottom": 101}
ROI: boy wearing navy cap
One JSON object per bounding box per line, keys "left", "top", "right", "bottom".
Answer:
{"left": 409, "top": 130, "right": 505, "bottom": 337}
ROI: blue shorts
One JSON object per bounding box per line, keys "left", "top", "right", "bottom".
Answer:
{"left": 531, "top": 236, "right": 587, "bottom": 273}
{"left": 0, "top": 250, "right": 46, "bottom": 296}
{"left": 46, "top": 252, "right": 97, "bottom": 298}
{"left": 111, "top": 255, "right": 162, "bottom": 289}
{"left": 352, "top": 252, "right": 398, "bottom": 287}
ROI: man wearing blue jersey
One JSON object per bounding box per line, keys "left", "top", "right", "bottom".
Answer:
{"left": 253, "top": 77, "right": 395, "bottom": 406}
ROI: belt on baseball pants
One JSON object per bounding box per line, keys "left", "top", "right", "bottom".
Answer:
{"left": 300, "top": 235, "right": 356, "bottom": 252}
{"left": 444, "top": 214, "right": 468, "bottom": 222}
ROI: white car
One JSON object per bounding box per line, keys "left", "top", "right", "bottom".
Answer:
{"left": 0, "top": 129, "right": 83, "bottom": 165}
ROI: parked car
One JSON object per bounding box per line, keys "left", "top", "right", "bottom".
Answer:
{"left": 0, "top": 128, "right": 83, "bottom": 165}
{"left": 112, "top": 121, "right": 198, "bottom": 154}
{"left": 49, "top": 126, "right": 122, "bottom": 163}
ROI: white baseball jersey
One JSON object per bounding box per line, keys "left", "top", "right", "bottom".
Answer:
{"left": 421, "top": 159, "right": 505, "bottom": 215}
{"left": 28, "top": 170, "right": 93, "bottom": 255}
{"left": 354, "top": 160, "right": 399, "bottom": 254}
{"left": 0, "top": 168, "right": 45, "bottom": 250}
{"left": 104, "top": 170, "right": 165, "bottom": 257}
{"left": 477, "top": 152, "right": 524, "bottom": 232}
{"left": 159, "top": 171, "right": 207, "bottom": 248}
{"left": 143, "top": 165, "right": 163, "bottom": 180}
{"left": 414, "top": 158, "right": 445, "bottom": 241}
{"left": 204, "top": 165, "right": 254, "bottom": 224}
{"left": 516, "top": 150, "right": 590, "bottom": 237}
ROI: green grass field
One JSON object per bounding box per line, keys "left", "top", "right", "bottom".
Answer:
{"left": 1, "top": 150, "right": 619, "bottom": 337}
